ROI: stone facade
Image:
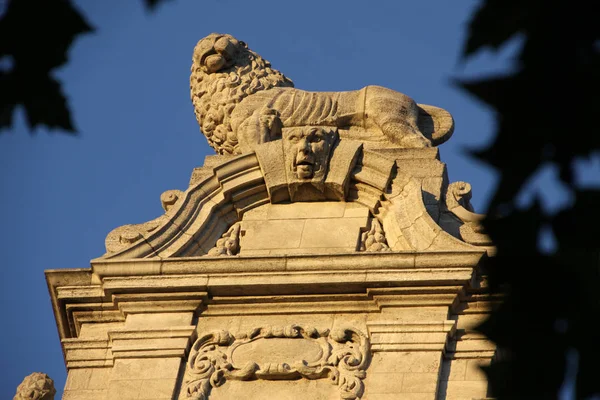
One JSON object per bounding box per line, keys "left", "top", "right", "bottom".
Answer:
{"left": 43, "top": 34, "right": 496, "bottom": 400}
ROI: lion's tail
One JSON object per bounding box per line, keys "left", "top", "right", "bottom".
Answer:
{"left": 416, "top": 104, "right": 455, "bottom": 146}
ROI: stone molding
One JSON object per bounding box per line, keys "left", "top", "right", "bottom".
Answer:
{"left": 180, "top": 325, "right": 369, "bottom": 400}
{"left": 367, "top": 320, "right": 456, "bottom": 352}
{"left": 202, "top": 286, "right": 466, "bottom": 316}
{"left": 62, "top": 338, "right": 112, "bottom": 368}
{"left": 62, "top": 294, "right": 202, "bottom": 368}
{"left": 104, "top": 190, "right": 185, "bottom": 254}
{"left": 440, "top": 181, "right": 494, "bottom": 253}
{"left": 62, "top": 325, "right": 198, "bottom": 368}
{"left": 90, "top": 251, "right": 484, "bottom": 279}
{"left": 446, "top": 287, "right": 500, "bottom": 361}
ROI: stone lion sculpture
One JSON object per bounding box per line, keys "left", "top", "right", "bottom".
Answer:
{"left": 191, "top": 33, "right": 454, "bottom": 155}
{"left": 14, "top": 373, "right": 56, "bottom": 400}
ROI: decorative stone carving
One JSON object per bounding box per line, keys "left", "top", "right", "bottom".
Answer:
{"left": 360, "top": 218, "right": 391, "bottom": 252}
{"left": 161, "top": 189, "right": 184, "bottom": 212}
{"left": 445, "top": 181, "right": 492, "bottom": 246}
{"left": 446, "top": 181, "right": 475, "bottom": 212}
{"left": 180, "top": 325, "right": 369, "bottom": 400}
{"left": 207, "top": 222, "right": 241, "bottom": 256}
{"left": 191, "top": 33, "right": 454, "bottom": 155}
{"left": 255, "top": 134, "right": 363, "bottom": 203}
{"left": 14, "top": 372, "right": 55, "bottom": 400}
{"left": 105, "top": 189, "right": 184, "bottom": 254}
{"left": 283, "top": 126, "right": 337, "bottom": 181}
{"left": 283, "top": 126, "right": 338, "bottom": 201}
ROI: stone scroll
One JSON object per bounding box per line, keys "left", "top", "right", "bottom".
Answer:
{"left": 180, "top": 325, "right": 370, "bottom": 400}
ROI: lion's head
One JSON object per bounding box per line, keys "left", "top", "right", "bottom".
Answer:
{"left": 14, "top": 373, "right": 56, "bottom": 400}
{"left": 190, "top": 33, "right": 293, "bottom": 155}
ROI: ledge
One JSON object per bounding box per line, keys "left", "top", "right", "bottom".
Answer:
{"left": 90, "top": 250, "right": 485, "bottom": 278}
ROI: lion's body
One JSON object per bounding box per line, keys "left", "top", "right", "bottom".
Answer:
{"left": 232, "top": 87, "right": 363, "bottom": 130}
{"left": 191, "top": 34, "right": 453, "bottom": 155}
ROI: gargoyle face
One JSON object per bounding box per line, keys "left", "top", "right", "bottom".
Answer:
{"left": 283, "top": 127, "right": 337, "bottom": 180}
{"left": 194, "top": 33, "right": 247, "bottom": 73}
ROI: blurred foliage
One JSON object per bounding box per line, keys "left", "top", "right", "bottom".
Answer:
{"left": 458, "top": 0, "right": 600, "bottom": 398}
{"left": 0, "top": 0, "right": 171, "bottom": 133}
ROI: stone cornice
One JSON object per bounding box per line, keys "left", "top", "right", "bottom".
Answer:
{"left": 89, "top": 251, "right": 484, "bottom": 278}
{"left": 46, "top": 250, "right": 484, "bottom": 365}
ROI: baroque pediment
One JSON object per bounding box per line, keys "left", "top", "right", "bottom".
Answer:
{"left": 98, "top": 138, "right": 491, "bottom": 262}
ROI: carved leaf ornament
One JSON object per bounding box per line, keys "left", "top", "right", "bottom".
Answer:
{"left": 180, "top": 325, "right": 370, "bottom": 400}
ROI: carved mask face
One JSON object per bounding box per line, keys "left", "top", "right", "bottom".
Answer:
{"left": 283, "top": 127, "right": 337, "bottom": 181}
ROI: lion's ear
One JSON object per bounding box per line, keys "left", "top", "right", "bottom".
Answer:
{"left": 239, "top": 41, "right": 248, "bottom": 48}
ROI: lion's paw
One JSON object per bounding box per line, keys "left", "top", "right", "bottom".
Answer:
{"left": 398, "top": 134, "right": 432, "bottom": 148}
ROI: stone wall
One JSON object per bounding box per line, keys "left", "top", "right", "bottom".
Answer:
{"left": 239, "top": 202, "right": 370, "bottom": 255}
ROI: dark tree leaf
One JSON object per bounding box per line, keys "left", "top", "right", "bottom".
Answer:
{"left": 576, "top": 336, "right": 600, "bottom": 398}
{"left": 485, "top": 199, "right": 545, "bottom": 256}
{"left": 143, "top": 0, "right": 173, "bottom": 11}
{"left": 460, "top": 1, "right": 600, "bottom": 397}
{"left": 0, "top": 0, "right": 94, "bottom": 71}
{"left": 0, "top": 70, "right": 17, "bottom": 128}
{"left": 455, "top": 74, "right": 519, "bottom": 113}
{"left": 0, "top": 0, "right": 93, "bottom": 132}
{"left": 21, "top": 74, "right": 76, "bottom": 132}
{"left": 457, "top": 74, "right": 546, "bottom": 203}
{"left": 553, "top": 190, "right": 600, "bottom": 250}
{"left": 462, "top": 0, "right": 535, "bottom": 58}
{"left": 486, "top": 337, "right": 567, "bottom": 398}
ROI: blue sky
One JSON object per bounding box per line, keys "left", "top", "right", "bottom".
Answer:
{"left": 0, "top": 0, "right": 579, "bottom": 397}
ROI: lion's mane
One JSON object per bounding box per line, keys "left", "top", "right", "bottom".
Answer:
{"left": 190, "top": 37, "right": 293, "bottom": 155}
